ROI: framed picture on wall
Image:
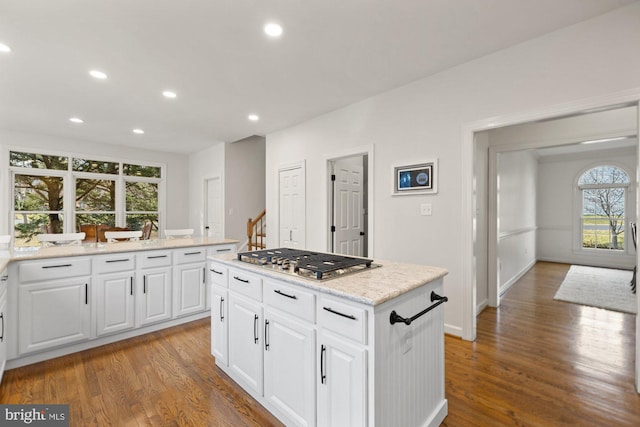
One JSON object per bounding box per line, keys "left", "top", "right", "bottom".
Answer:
{"left": 392, "top": 159, "right": 438, "bottom": 195}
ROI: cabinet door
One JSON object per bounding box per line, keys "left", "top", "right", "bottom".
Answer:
{"left": 173, "top": 264, "right": 205, "bottom": 317}
{"left": 18, "top": 279, "right": 91, "bottom": 355}
{"left": 96, "top": 273, "right": 135, "bottom": 336}
{"left": 211, "top": 286, "right": 228, "bottom": 366}
{"left": 228, "top": 293, "right": 263, "bottom": 395}
{"left": 138, "top": 267, "right": 172, "bottom": 326}
{"left": 264, "top": 307, "right": 316, "bottom": 427}
{"left": 317, "top": 330, "right": 367, "bottom": 427}
{"left": 0, "top": 290, "right": 7, "bottom": 384}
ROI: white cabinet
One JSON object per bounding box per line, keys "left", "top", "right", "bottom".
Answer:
{"left": 5, "top": 242, "right": 236, "bottom": 368}
{"left": 210, "top": 261, "right": 229, "bottom": 366}
{"left": 316, "top": 294, "right": 367, "bottom": 427}
{"left": 210, "top": 285, "right": 228, "bottom": 366}
{"left": 264, "top": 307, "right": 316, "bottom": 427}
{"left": 317, "top": 330, "right": 366, "bottom": 427}
{"left": 137, "top": 251, "right": 172, "bottom": 326}
{"left": 18, "top": 278, "right": 91, "bottom": 355}
{"left": 173, "top": 248, "right": 206, "bottom": 317}
{"left": 138, "top": 267, "right": 172, "bottom": 326}
{"left": 207, "top": 244, "right": 236, "bottom": 310}
{"left": 0, "top": 269, "right": 8, "bottom": 383}
{"left": 94, "top": 254, "right": 136, "bottom": 337}
{"left": 17, "top": 258, "right": 92, "bottom": 355}
{"left": 228, "top": 293, "right": 263, "bottom": 395}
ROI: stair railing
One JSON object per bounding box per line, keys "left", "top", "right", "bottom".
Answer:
{"left": 247, "top": 209, "right": 266, "bottom": 251}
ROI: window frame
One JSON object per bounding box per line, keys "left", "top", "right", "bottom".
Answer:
{"left": 8, "top": 147, "right": 165, "bottom": 244}
{"left": 574, "top": 163, "right": 632, "bottom": 255}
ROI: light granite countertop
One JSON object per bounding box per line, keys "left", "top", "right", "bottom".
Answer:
{"left": 0, "top": 237, "right": 238, "bottom": 271}
{"left": 209, "top": 252, "right": 448, "bottom": 306}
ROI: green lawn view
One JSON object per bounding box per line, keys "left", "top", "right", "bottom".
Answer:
{"left": 582, "top": 215, "right": 625, "bottom": 250}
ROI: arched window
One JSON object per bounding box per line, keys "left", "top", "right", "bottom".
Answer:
{"left": 578, "top": 165, "right": 629, "bottom": 251}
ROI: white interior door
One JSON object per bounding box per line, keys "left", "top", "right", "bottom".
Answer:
{"left": 205, "top": 177, "right": 223, "bottom": 239}
{"left": 333, "top": 157, "right": 364, "bottom": 256}
{"left": 279, "top": 166, "right": 305, "bottom": 248}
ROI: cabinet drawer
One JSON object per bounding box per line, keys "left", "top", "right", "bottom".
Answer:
{"left": 264, "top": 280, "right": 315, "bottom": 323}
{"left": 174, "top": 248, "right": 207, "bottom": 264}
{"left": 138, "top": 251, "right": 172, "bottom": 269}
{"left": 228, "top": 268, "right": 262, "bottom": 301}
{"left": 93, "top": 254, "right": 135, "bottom": 274}
{"left": 208, "top": 244, "right": 236, "bottom": 256}
{"left": 209, "top": 262, "right": 228, "bottom": 287}
{"left": 318, "top": 295, "right": 367, "bottom": 344}
{"left": 19, "top": 258, "right": 91, "bottom": 283}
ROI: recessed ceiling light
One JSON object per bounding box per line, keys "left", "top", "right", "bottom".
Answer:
{"left": 162, "top": 90, "right": 177, "bottom": 99}
{"left": 264, "top": 23, "right": 283, "bottom": 38}
{"left": 89, "top": 69, "right": 108, "bottom": 79}
{"left": 69, "top": 117, "right": 84, "bottom": 124}
{"left": 0, "top": 43, "right": 11, "bottom": 53}
{"left": 248, "top": 114, "right": 260, "bottom": 122}
{"left": 133, "top": 128, "right": 145, "bottom": 134}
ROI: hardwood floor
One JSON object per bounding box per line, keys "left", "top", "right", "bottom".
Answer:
{"left": 443, "top": 262, "right": 640, "bottom": 427}
{"left": 0, "top": 261, "right": 638, "bottom": 426}
{"left": 0, "top": 319, "right": 283, "bottom": 426}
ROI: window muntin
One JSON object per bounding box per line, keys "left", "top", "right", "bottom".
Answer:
{"left": 9, "top": 150, "right": 163, "bottom": 246}
{"left": 578, "top": 166, "right": 629, "bottom": 251}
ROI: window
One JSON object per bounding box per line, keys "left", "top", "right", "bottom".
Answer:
{"left": 578, "top": 165, "right": 629, "bottom": 251}
{"left": 9, "top": 150, "right": 163, "bottom": 246}
{"left": 125, "top": 181, "right": 159, "bottom": 237}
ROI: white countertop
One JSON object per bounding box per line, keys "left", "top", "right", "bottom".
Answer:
{"left": 210, "top": 252, "right": 448, "bottom": 306}
{"left": 0, "top": 237, "right": 238, "bottom": 271}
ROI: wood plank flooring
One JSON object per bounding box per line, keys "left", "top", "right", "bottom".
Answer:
{"left": 443, "top": 262, "right": 640, "bottom": 426}
{"left": 1, "top": 261, "right": 638, "bottom": 426}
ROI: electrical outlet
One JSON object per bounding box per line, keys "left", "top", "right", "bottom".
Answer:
{"left": 403, "top": 329, "right": 413, "bottom": 354}
{"left": 420, "top": 203, "right": 432, "bottom": 216}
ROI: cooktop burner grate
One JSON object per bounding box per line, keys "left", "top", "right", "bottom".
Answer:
{"left": 237, "top": 248, "right": 374, "bottom": 280}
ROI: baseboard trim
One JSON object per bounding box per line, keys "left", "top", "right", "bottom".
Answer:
{"left": 500, "top": 259, "right": 536, "bottom": 296}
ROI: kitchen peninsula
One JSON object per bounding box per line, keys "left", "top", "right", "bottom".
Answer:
{"left": 209, "top": 249, "right": 449, "bottom": 427}
{"left": 0, "top": 237, "right": 237, "bottom": 377}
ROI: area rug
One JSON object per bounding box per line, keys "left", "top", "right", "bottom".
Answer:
{"left": 553, "top": 265, "right": 636, "bottom": 314}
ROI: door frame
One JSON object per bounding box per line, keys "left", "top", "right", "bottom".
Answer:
{"left": 203, "top": 175, "right": 223, "bottom": 239}
{"left": 461, "top": 88, "right": 640, "bottom": 390}
{"left": 277, "top": 160, "right": 306, "bottom": 248}
{"left": 324, "top": 145, "right": 375, "bottom": 257}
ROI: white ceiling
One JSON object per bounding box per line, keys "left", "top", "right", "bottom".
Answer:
{"left": 0, "top": 0, "right": 636, "bottom": 154}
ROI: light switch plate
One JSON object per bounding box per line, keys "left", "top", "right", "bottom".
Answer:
{"left": 420, "top": 203, "right": 432, "bottom": 216}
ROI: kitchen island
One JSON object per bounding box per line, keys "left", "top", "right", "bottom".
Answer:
{"left": 209, "top": 250, "right": 449, "bottom": 427}
{"left": 1, "top": 237, "right": 237, "bottom": 375}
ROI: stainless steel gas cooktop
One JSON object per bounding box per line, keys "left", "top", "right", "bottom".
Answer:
{"left": 236, "top": 248, "right": 380, "bottom": 281}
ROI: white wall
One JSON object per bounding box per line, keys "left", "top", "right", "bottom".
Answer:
{"left": 496, "top": 150, "right": 537, "bottom": 294}
{"left": 224, "top": 136, "right": 266, "bottom": 245}
{"left": 0, "top": 129, "right": 189, "bottom": 234}
{"left": 188, "top": 143, "right": 225, "bottom": 236}
{"left": 265, "top": 3, "right": 640, "bottom": 336}
{"left": 537, "top": 147, "right": 637, "bottom": 269}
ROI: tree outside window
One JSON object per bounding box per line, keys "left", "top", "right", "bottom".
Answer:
{"left": 579, "top": 165, "right": 629, "bottom": 250}
{"left": 10, "top": 150, "right": 162, "bottom": 246}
